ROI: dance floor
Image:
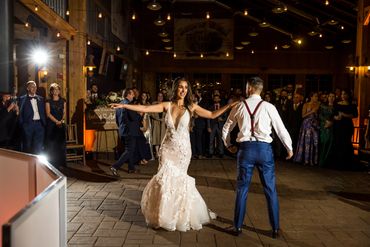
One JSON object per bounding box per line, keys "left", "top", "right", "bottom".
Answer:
{"left": 64, "top": 157, "right": 370, "bottom": 247}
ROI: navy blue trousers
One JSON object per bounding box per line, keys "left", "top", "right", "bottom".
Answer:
{"left": 112, "top": 135, "right": 138, "bottom": 171}
{"left": 234, "top": 141, "right": 279, "bottom": 230}
{"left": 22, "top": 121, "right": 45, "bottom": 155}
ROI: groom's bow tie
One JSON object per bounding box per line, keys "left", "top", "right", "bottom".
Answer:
{"left": 28, "top": 96, "right": 37, "bottom": 100}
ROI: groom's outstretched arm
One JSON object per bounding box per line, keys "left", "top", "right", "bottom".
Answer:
{"left": 222, "top": 103, "right": 239, "bottom": 148}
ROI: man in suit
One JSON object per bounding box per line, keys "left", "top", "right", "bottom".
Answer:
{"left": 110, "top": 88, "right": 141, "bottom": 176}
{"left": 287, "top": 93, "right": 303, "bottom": 150}
{"left": 275, "top": 89, "right": 292, "bottom": 158}
{"left": 222, "top": 77, "right": 293, "bottom": 238}
{"left": 207, "top": 94, "right": 226, "bottom": 158}
{"left": 19, "top": 81, "right": 46, "bottom": 154}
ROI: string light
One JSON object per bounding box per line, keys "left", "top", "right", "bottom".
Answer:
{"left": 98, "top": 12, "right": 103, "bottom": 18}
{"left": 173, "top": 53, "right": 177, "bottom": 58}
{"left": 319, "top": 34, "right": 323, "bottom": 38}
{"left": 251, "top": 50, "right": 255, "bottom": 54}
{"left": 200, "top": 53, "right": 204, "bottom": 58}
{"left": 87, "top": 40, "right": 91, "bottom": 45}
{"left": 131, "top": 12, "right": 136, "bottom": 20}
{"left": 34, "top": 5, "right": 38, "bottom": 11}
{"left": 66, "top": 10, "right": 70, "bottom": 16}
{"left": 25, "top": 22, "right": 29, "bottom": 27}
{"left": 145, "top": 50, "right": 149, "bottom": 55}
{"left": 206, "top": 12, "right": 210, "bottom": 19}
{"left": 325, "top": 0, "right": 329, "bottom": 5}
{"left": 167, "top": 13, "right": 171, "bottom": 21}
{"left": 116, "top": 46, "right": 120, "bottom": 51}
{"left": 244, "top": 9, "right": 248, "bottom": 16}
{"left": 226, "top": 52, "right": 229, "bottom": 57}
{"left": 56, "top": 32, "right": 61, "bottom": 38}
{"left": 274, "top": 45, "right": 278, "bottom": 50}
{"left": 341, "top": 25, "right": 344, "bottom": 30}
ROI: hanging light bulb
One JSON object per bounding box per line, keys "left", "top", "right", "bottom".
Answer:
{"left": 206, "top": 12, "right": 210, "bottom": 19}
{"left": 66, "top": 10, "right": 70, "bottom": 16}
{"left": 87, "top": 40, "right": 91, "bottom": 45}
{"left": 325, "top": 0, "right": 329, "bottom": 5}
{"left": 25, "top": 22, "right": 29, "bottom": 27}
{"left": 341, "top": 25, "right": 344, "bottom": 30}
{"left": 173, "top": 53, "right": 177, "bottom": 58}
{"left": 274, "top": 45, "right": 278, "bottom": 50}
{"left": 319, "top": 34, "right": 323, "bottom": 38}
{"left": 34, "top": 5, "right": 39, "bottom": 11}
{"left": 244, "top": 9, "right": 248, "bottom": 16}
{"left": 251, "top": 50, "right": 255, "bottom": 54}
{"left": 200, "top": 53, "right": 204, "bottom": 58}
{"left": 154, "top": 16, "right": 165, "bottom": 26}
{"left": 167, "top": 13, "right": 171, "bottom": 21}
{"left": 56, "top": 32, "right": 61, "bottom": 38}
{"left": 145, "top": 50, "right": 149, "bottom": 55}
{"left": 147, "top": 0, "right": 162, "bottom": 11}
{"left": 98, "top": 12, "right": 103, "bottom": 18}
{"left": 226, "top": 52, "right": 229, "bottom": 57}
{"left": 132, "top": 12, "right": 136, "bottom": 20}
{"left": 116, "top": 46, "right": 121, "bottom": 51}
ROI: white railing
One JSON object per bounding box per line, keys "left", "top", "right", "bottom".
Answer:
{"left": 0, "top": 149, "right": 67, "bottom": 247}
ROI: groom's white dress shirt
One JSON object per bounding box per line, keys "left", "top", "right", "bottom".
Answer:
{"left": 222, "top": 94, "right": 293, "bottom": 152}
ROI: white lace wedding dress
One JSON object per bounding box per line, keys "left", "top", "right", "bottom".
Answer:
{"left": 141, "top": 103, "right": 215, "bottom": 231}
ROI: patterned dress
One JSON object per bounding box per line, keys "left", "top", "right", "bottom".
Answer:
{"left": 294, "top": 105, "right": 319, "bottom": 165}
{"left": 141, "top": 103, "right": 215, "bottom": 231}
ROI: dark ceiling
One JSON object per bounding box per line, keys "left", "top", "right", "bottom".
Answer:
{"left": 131, "top": 0, "right": 358, "bottom": 55}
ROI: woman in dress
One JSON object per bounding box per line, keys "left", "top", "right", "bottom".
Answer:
{"left": 318, "top": 92, "right": 335, "bottom": 167}
{"left": 111, "top": 77, "right": 237, "bottom": 231}
{"left": 332, "top": 90, "right": 358, "bottom": 170}
{"left": 294, "top": 92, "right": 320, "bottom": 166}
{"left": 150, "top": 92, "right": 166, "bottom": 158}
{"left": 45, "top": 83, "right": 67, "bottom": 170}
{"left": 137, "top": 92, "right": 153, "bottom": 164}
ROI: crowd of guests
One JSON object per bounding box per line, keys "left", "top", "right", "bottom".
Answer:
{"left": 118, "top": 83, "right": 364, "bottom": 171}
{"left": 0, "top": 80, "right": 367, "bottom": 172}
{"left": 0, "top": 81, "right": 66, "bottom": 170}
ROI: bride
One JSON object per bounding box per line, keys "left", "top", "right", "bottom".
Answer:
{"left": 111, "top": 78, "right": 237, "bottom": 231}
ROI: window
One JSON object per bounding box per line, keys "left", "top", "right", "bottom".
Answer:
{"left": 267, "top": 75, "right": 296, "bottom": 91}
{"left": 305, "top": 75, "right": 333, "bottom": 95}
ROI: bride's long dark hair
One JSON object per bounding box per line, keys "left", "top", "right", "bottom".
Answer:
{"left": 170, "top": 77, "right": 193, "bottom": 110}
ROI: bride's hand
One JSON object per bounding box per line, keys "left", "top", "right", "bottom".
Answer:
{"left": 110, "top": 103, "right": 126, "bottom": 109}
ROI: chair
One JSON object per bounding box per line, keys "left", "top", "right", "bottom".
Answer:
{"left": 65, "top": 124, "right": 86, "bottom": 166}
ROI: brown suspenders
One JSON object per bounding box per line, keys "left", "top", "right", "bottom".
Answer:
{"left": 242, "top": 100, "right": 264, "bottom": 141}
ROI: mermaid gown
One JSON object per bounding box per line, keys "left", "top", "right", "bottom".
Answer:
{"left": 141, "top": 103, "right": 215, "bottom": 231}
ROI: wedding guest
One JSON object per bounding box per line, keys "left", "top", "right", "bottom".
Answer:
{"left": 19, "top": 81, "right": 46, "bottom": 154}
{"left": 45, "top": 83, "right": 66, "bottom": 169}
{"left": 294, "top": 92, "right": 320, "bottom": 166}
{"left": 318, "top": 92, "right": 335, "bottom": 167}
{"left": 151, "top": 92, "right": 166, "bottom": 158}
{"left": 0, "top": 93, "right": 19, "bottom": 149}
{"left": 332, "top": 90, "right": 358, "bottom": 170}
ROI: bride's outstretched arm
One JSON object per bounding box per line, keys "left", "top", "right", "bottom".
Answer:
{"left": 110, "top": 102, "right": 165, "bottom": 113}
{"left": 193, "top": 101, "right": 238, "bottom": 119}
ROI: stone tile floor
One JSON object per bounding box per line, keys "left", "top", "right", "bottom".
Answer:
{"left": 64, "top": 158, "right": 370, "bottom": 247}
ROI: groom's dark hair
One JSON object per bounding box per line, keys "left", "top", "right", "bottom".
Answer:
{"left": 247, "top": 77, "right": 264, "bottom": 92}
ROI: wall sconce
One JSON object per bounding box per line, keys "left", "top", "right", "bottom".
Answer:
{"left": 39, "top": 67, "right": 48, "bottom": 83}
{"left": 84, "top": 54, "right": 96, "bottom": 77}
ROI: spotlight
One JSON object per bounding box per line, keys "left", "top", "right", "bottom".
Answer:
{"left": 31, "top": 48, "right": 49, "bottom": 66}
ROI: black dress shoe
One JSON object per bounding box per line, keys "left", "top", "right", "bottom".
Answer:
{"left": 225, "top": 226, "right": 242, "bottom": 236}
{"left": 272, "top": 229, "right": 280, "bottom": 239}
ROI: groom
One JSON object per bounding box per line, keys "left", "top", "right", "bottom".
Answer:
{"left": 222, "top": 77, "right": 293, "bottom": 238}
